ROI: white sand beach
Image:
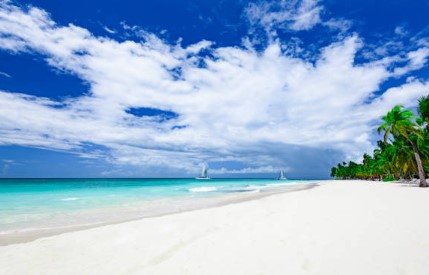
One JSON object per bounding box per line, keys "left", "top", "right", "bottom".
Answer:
{"left": 1, "top": 180, "right": 429, "bottom": 275}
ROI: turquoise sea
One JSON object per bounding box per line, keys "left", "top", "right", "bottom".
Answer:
{"left": 0, "top": 178, "right": 315, "bottom": 240}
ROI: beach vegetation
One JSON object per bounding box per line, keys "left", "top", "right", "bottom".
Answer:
{"left": 383, "top": 175, "right": 395, "bottom": 182}
{"left": 331, "top": 97, "right": 429, "bottom": 187}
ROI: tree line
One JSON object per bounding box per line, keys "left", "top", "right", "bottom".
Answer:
{"left": 330, "top": 96, "right": 429, "bottom": 187}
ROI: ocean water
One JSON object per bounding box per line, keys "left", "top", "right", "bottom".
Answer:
{"left": 0, "top": 178, "right": 315, "bottom": 239}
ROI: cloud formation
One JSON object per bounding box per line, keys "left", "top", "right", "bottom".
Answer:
{"left": 0, "top": 2, "right": 428, "bottom": 176}
{"left": 0, "top": 71, "right": 11, "bottom": 78}
{"left": 245, "top": 0, "right": 323, "bottom": 34}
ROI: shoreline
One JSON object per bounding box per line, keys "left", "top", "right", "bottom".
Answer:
{"left": 1, "top": 180, "right": 429, "bottom": 274}
{"left": 0, "top": 181, "right": 319, "bottom": 246}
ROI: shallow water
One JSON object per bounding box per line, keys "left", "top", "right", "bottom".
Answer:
{"left": 0, "top": 178, "right": 315, "bottom": 242}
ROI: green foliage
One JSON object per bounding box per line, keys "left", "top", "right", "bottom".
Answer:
{"left": 377, "top": 105, "right": 418, "bottom": 141}
{"left": 418, "top": 95, "right": 429, "bottom": 125}
{"left": 383, "top": 175, "right": 395, "bottom": 182}
{"left": 331, "top": 98, "right": 429, "bottom": 182}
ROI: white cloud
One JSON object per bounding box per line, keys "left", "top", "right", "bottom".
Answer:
{"left": 0, "top": 3, "right": 428, "bottom": 175}
{"left": 103, "top": 26, "right": 116, "bottom": 34}
{"left": 245, "top": 0, "right": 322, "bottom": 35}
{"left": 322, "top": 18, "right": 353, "bottom": 33}
{"left": 0, "top": 71, "right": 11, "bottom": 78}
{"left": 370, "top": 80, "right": 429, "bottom": 113}
{"left": 289, "top": 0, "right": 322, "bottom": 31}
{"left": 390, "top": 48, "right": 429, "bottom": 76}
{"left": 394, "top": 26, "right": 408, "bottom": 37}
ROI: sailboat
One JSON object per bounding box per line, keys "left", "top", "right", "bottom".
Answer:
{"left": 196, "top": 164, "right": 210, "bottom": 180}
{"left": 278, "top": 169, "right": 287, "bottom": 180}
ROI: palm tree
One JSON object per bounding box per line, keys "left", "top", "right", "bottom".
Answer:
{"left": 377, "top": 105, "right": 428, "bottom": 187}
{"left": 418, "top": 95, "right": 429, "bottom": 129}
{"left": 392, "top": 136, "right": 416, "bottom": 179}
{"left": 362, "top": 153, "right": 374, "bottom": 179}
{"left": 373, "top": 143, "right": 397, "bottom": 180}
{"left": 330, "top": 167, "right": 337, "bottom": 178}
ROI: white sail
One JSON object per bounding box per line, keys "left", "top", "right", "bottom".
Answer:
{"left": 278, "top": 169, "right": 287, "bottom": 180}
{"left": 201, "top": 165, "right": 208, "bottom": 178}
{"left": 196, "top": 164, "right": 210, "bottom": 179}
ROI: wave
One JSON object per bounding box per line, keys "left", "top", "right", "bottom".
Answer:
{"left": 188, "top": 186, "right": 218, "bottom": 193}
{"left": 267, "top": 181, "right": 299, "bottom": 188}
{"left": 188, "top": 182, "right": 294, "bottom": 194}
{"left": 60, "top": 197, "right": 80, "bottom": 201}
{"left": 221, "top": 185, "right": 265, "bottom": 193}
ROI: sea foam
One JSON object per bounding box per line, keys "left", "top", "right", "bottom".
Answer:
{"left": 60, "top": 197, "right": 80, "bottom": 201}
{"left": 188, "top": 186, "right": 218, "bottom": 192}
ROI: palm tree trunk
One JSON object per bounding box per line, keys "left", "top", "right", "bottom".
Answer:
{"left": 409, "top": 139, "right": 428, "bottom": 187}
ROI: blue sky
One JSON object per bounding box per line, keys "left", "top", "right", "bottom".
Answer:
{"left": 0, "top": 0, "right": 428, "bottom": 178}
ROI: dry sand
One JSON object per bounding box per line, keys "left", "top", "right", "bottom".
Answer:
{"left": 1, "top": 180, "right": 428, "bottom": 275}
